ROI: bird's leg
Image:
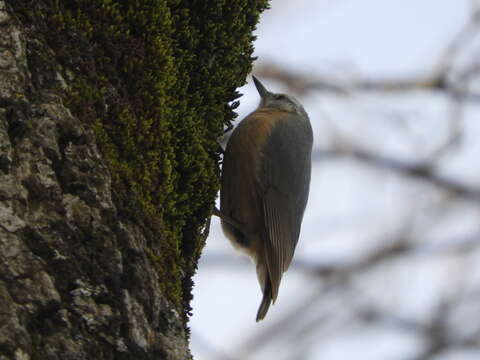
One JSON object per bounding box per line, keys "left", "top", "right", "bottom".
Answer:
{"left": 223, "top": 123, "right": 234, "bottom": 134}
{"left": 216, "top": 124, "right": 234, "bottom": 156}
{"left": 212, "top": 207, "right": 247, "bottom": 234}
{"left": 216, "top": 140, "right": 226, "bottom": 156}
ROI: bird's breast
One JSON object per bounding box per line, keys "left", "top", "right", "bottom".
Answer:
{"left": 220, "top": 109, "right": 288, "bottom": 255}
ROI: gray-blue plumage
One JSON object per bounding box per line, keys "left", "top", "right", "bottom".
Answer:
{"left": 217, "top": 76, "right": 313, "bottom": 321}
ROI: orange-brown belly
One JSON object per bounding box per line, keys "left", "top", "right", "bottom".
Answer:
{"left": 219, "top": 108, "right": 288, "bottom": 258}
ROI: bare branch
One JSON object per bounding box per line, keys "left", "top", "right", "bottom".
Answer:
{"left": 312, "top": 147, "right": 480, "bottom": 202}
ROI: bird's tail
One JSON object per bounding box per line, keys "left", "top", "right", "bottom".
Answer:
{"left": 256, "top": 277, "right": 272, "bottom": 322}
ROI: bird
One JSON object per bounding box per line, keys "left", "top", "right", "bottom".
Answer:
{"left": 213, "top": 76, "right": 313, "bottom": 321}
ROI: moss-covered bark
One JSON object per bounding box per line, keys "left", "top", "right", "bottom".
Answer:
{"left": 0, "top": 0, "right": 268, "bottom": 358}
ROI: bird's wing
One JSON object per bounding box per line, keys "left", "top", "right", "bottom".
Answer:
{"left": 259, "top": 114, "right": 313, "bottom": 303}
{"left": 262, "top": 187, "right": 294, "bottom": 303}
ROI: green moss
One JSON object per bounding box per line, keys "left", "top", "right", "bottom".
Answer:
{"left": 10, "top": 0, "right": 269, "bottom": 323}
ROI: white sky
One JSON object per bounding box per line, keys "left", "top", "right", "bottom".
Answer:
{"left": 190, "top": 1, "right": 477, "bottom": 359}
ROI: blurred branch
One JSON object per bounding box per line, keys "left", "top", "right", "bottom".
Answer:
{"left": 203, "top": 227, "right": 480, "bottom": 272}
{"left": 407, "top": 294, "right": 480, "bottom": 360}
{"left": 428, "top": 5, "right": 480, "bottom": 85}
{"left": 256, "top": 62, "right": 480, "bottom": 101}
{"left": 312, "top": 147, "right": 480, "bottom": 202}
{"left": 236, "top": 234, "right": 412, "bottom": 356}
{"left": 427, "top": 98, "right": 465, "bottom": 162}
{"left": 198, "top": 6, "right": 480, "bottom": 360}
{"left": 233, "top": 220, "right": 480, "bottom": 357}
{"left": 256, "top": 9, "right": 480, "bottom": 101}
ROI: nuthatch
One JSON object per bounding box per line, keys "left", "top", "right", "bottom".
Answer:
{"left": 214, "top": 76, "right": 313, "bottom": 321}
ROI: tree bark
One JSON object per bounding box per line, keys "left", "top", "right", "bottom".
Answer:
{"left": 0, "top": 1, "right": 268, "bottom": 359}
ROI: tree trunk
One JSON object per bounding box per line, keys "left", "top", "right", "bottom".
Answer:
{"left": 0, "top": 1, "right": 268, "bottom": 358}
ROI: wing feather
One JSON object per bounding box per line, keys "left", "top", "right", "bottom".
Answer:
{"left": 262, "top": 187, "right": 293, "bottom": 303}
{"left": 259, "top": 113, "right": 313, "bottom": 304}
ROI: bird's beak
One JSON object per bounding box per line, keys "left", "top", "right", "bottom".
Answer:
{"left": 252, "top": 76, "right": 270, "bottom": 99}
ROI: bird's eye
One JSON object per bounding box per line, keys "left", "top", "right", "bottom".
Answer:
{"left": 275, "top": 94, "right": 285, "bottom": 100}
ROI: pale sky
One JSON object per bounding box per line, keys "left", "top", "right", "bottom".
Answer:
{"left": 190, "top": 1, "right": 476, "bottom": 359}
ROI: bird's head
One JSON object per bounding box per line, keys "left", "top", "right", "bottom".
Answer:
{"left": 252, "top": 76, "right": 307, "bottom": 117}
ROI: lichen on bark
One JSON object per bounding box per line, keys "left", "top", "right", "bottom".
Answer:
{"left": 0, "top": 0, "right": 269, "bottom": 358}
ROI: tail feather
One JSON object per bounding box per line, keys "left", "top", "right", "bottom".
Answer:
{"left": 256, "top": 278, "right": 272, "bottom": 322}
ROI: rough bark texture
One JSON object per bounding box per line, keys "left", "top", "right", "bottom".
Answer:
{"left": 0, "top": 0, "right": 268, "bottom": 359}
